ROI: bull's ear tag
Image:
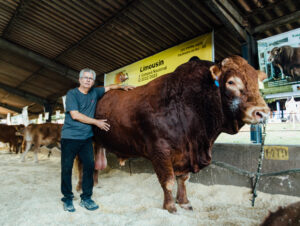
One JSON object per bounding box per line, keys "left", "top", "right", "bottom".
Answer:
{"left": 214, "top": 77, "right": 220, "bottom": 87}
{"left": 210, "top": 65, "right": 221, "bottom": 87}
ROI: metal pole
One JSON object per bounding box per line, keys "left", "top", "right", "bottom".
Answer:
{"left": 251, "top": 122, "right": 267, "bottom": 206}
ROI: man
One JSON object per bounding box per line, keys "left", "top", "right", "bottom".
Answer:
{"left": 61, "top": 68, "right": 134, "bottom": 212}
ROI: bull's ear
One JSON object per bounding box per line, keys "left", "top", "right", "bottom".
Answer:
{"left": 210, "top": 65, "right": 221, "bottom": 80}
{"left": 278, "top": 47, "right": 282, "bottom": 54}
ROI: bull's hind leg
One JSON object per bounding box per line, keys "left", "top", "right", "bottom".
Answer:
{"left": 152, "top": 157, "right": 176, "bottom": 213}
{"left": 75, "top": 156, "right": 83, "bottom": 192}
{"left": 9, "top": 143, "right": 12, "bottom": 152}
{"left": 75, "top": 157, "right": 99, "bottom": 192}
{"left": 176, "top": 173, "right": 193, "bottom": 210}
{"left": 93, "top": 169, "right": 99, "bottom": 186}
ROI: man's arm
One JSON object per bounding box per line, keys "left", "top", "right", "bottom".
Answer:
{"left": 70, "top": 110, "right": 110, "bottom": 131}
{"left": 70, "top": 85, "right": 135, "bottom": 131}
{"left": 104, "top": 84, "right": 135, "bottom": 92}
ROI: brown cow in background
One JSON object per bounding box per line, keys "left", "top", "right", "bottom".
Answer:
{"left": 92, "top": 56, "right": 270, "bottom": 213}
{"left": 20, "top": 123, "right": 62, "bottom": 163}
{"left": 0, "top": 124, "right": 24, "bottom": 153}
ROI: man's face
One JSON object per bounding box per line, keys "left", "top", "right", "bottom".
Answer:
{"left": 79, "top": 72, "right": 95, "bottom": 89}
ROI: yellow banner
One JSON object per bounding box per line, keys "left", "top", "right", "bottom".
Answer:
{"left": 264, "top": 146, "right": 289, "bottom": 160}
{"left": 104, "top": 32, "right": 214, "bottom": 86}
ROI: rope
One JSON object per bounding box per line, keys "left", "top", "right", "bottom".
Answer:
{"left": 212, "top": 161, "right": 253, "bottom": 177}
{"left": 212, "top": 160, "right": 300, "bottom": 177}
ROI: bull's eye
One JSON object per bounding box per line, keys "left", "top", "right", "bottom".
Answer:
{"left": 228, "top": 81, "right": 234, "bottom": 85}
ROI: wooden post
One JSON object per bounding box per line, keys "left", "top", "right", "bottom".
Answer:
{"left": 44, "top": 103, "right": 54, "bottom": 123}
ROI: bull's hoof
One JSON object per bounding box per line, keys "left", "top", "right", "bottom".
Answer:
{"left": 20, "top": 158, "right": 25, "bottom": 162}
{"left": 176, "top": 199, "right": 193, "bottom": 211}
{"left": 179, "top": 203, "right": 193, "bottom": 211}
{"left": 164, "top": 203, "right": 177, "bottom": 213}
{"left": 118, "top": 158, "right": 127, "bottom": 166}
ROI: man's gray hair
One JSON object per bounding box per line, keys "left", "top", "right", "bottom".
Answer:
{"left": 79, "top": 68, "right": 96, "bottom": 80}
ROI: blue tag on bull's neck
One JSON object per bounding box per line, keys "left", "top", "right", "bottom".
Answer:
{"left": 214, "top": 79, "right": 219, "bottom": 87}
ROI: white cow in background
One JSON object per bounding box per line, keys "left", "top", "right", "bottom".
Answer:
{"left": 285, "top": 97, "right": 300, "bottom": 126}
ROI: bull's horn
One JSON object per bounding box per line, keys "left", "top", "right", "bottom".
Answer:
{"left": 221, "top": 58, "right": 232, "bottom": 66}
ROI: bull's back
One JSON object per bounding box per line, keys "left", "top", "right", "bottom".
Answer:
{"left": 96, "top": 75, "right": 166, "bottom": 119}
{"left": 24, "top": 123, "right": 62, "bottom": 143}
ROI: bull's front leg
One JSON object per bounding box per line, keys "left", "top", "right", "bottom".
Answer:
{"left": 33, "top": 146, "right": 39, "bottom": 163}
{"left": 20, "top": 139, "right": 26, "bottom": 153}
{"left": 151, "top": 155, "right": 176, "bottom": 213}
{"left": 176, "top": 173, "right": 193, "bottom": 210}
{"left": 20, "top": 141, "right": 32, "bottom": 162}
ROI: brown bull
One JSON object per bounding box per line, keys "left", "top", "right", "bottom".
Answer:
{"left": 261, "top": 201, "right": 300, "bottom": 226}
{"left": 93, "top": 56, "right": 270, "bottom": 213}
{"left": 268, "top": 45, "right": 300, "bottom": 78}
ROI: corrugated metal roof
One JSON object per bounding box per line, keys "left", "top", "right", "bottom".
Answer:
{"left": 236, "top": 0, "right": 299, "bottom": 38}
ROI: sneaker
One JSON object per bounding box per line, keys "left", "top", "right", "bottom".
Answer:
{"left": 80, "top": 199, "right": 99, "bottom": 211}
{"left": 63, "top": 199, "right": 75, "bottom": 212}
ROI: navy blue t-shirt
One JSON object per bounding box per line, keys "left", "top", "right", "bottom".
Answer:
{"left": 62, "top": 87, "right": 105, "bottom": 140}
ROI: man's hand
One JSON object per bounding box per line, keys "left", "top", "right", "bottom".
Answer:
{"left": 105, "top": 84, "right": 135, "bottom": 92}
{"left": 94, "top": 119, "right": 110, "bottom": 131}
{"left": 121, "top": 85, "right": 135, "bottom": 91}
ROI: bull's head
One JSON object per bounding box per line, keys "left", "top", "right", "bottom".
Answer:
{"left": 268, "top": 47, "right": 281, "bottom": 63}
{"left": 210, "top": 56, "right": 270, "bottom": 124}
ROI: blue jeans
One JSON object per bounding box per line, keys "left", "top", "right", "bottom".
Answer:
{"left": 61, "top": 138, "right": 94, "bottom": 201}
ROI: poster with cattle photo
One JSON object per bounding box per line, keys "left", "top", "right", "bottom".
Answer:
{"left": 257, "top": 28, "right": 300, "bottom": 96}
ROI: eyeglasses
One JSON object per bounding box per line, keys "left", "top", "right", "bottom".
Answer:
{"left": 81, "top": 76, "right": 94, "bottom": 81}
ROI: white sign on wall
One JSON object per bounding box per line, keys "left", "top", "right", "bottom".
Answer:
{"left": 22, "top": 106, "right": 29, "bottom": 126}
{"left": 6, "top": 113, "right": 11, "bottom": 125}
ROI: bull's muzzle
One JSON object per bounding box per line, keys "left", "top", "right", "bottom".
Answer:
{"left": 248, "top": 106, "right": 270, "bottom": 124}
